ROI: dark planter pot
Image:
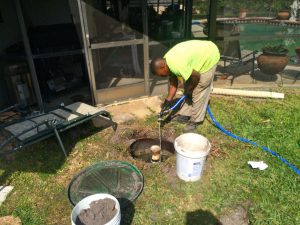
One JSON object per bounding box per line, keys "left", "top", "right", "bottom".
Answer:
{"left": 277, "top": 10, "right": 290, "bottom": 20}
{"left": 295, "top": 47, "right": 300, "bottom": 57}
{"left": 257, "top": 53, "right": 288, "bottom": 75}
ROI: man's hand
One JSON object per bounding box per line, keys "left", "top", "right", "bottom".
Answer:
{"left": 160, "top": 99, "right": 172, "bottom": 116}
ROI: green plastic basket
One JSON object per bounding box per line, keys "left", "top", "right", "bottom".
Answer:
{"left": 68, "top": 160, "right": 144, "bottom": 208}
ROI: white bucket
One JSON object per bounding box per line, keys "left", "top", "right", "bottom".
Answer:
{"left": 174, "top": 133, "right": 211, "bottom": 182}
{"left": 71, "top": 193, "right": 121, "bottom": 225}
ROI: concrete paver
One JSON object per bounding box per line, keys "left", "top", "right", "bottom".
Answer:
{"left": 0, "top": 186, "right": 14, "bottom": 206}
{"left": 104, "top": 96, "right": 162, "bottom": 123}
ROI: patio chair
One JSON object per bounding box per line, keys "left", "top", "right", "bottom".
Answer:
{"left": 219, "top": 39, "right": 258, "bottom": 84}
{"left": 0, "top": 102, "right": 117, "bottom": 157}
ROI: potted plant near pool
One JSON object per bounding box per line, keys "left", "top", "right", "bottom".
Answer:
{"left": 277, "top": 9, "right": 290, "bottom": 20}
{"left": 257, "top": 45, "right": 289, "bottom": 75}
{"left": 239, "top": 8, "right": 247, "bottom": 19}
{"left": 295, "top": 47, "right": 300, "bottom": 58}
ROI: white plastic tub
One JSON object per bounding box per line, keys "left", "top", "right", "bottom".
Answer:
{"left": 71, "top": 193, "right": 121, "bottom": 225}
{"left": 174, "top": 133, "right": 211, "bottom": 182}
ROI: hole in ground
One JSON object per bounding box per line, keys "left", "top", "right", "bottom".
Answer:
{"left": 129, "top": 138, "right": 175, "bottom": 163}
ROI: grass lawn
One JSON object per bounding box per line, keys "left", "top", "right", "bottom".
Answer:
{"left": 0, "top": 88, "right": 299, "bottom": 225}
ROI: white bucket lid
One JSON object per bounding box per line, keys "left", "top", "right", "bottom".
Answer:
{"left": 174, "top": 133, "right": 211, "bottom": 158}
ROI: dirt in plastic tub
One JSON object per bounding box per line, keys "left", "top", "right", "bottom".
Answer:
{"left": 76, "top": 198, "right": 117, "bottom": 225}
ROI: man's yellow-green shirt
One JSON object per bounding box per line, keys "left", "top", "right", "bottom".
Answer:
{"left": 164, "top": 40, "right": 220, "bottom": 80}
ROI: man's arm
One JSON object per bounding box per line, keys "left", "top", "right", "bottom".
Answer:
{"left": 166, "top": 75, "right": 178, "bottom": 101}
{"left": 185, "top": 70, "right": 201, "bottom": 95}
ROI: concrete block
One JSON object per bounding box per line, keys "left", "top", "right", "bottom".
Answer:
{"left": 0, "top": 186, "right": 14, "bottom": 206}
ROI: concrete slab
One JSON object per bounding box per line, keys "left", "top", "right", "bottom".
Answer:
{"left": 214, "top": 61, "right": 300, "bottom": 88}
{"left": 0, "top": 186, "right": 14, "bottom": 206}
{"left": 104, "top": 96, "right": 162, "bottom": 123}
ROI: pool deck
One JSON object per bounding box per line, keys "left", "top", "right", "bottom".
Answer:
{"left": 200, "top": 17, "right": 300, "bottom": 27}
{"left": 214, "top": 59, "right": 300, "bottom": 89}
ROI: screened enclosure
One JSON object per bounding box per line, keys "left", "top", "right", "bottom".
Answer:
{"left": 68, "top": 0, "right": 213, "bottom": 104}
{"left": 1, "top": 0, "right": 299, "bottom": 109}
{"left": 70, "top": 0, "right": 299, "bottom": 105}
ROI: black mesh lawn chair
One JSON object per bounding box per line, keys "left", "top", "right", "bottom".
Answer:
{"left": 0, "top": 102, "right": 117, "bottom": 157}
{"left": 219, "top": 39, "right": 258, "bottom": 84}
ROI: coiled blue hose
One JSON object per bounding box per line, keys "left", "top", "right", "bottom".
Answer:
{"left": 169, "top": 95, "right": 300, "bottom": 175}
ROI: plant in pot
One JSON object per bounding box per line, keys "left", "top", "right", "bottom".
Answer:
{"left": 235, "top": 1, "right": 248, "bottom": 19}
{"left": 277, "top": 9, "right": 290, "bottom": 20}
{"left": 257, "top": 45, "right": 289, "bottom": 75}
{"left": 239, "top": 8, "right": 247, "bottom": 19}
{"left": 276, "top": 1, "right": 292, "bottom": 20}
{"left": 295, "top": 46, "right": 300, "bottom": 58}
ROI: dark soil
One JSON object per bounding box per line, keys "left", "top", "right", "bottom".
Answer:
{"left": 219, "top": 201, "right": 252, "bottom": 225}
{"left": 76, "top": 198, "right": 117, "bottom": 225}
{"left": 107, "top": 125, "right": 177, "bottom": 146}
{"left": 130, "top": 138, "right": 175, "bottom": 163}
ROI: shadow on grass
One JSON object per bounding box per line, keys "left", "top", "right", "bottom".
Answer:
{"left": 0, "top": 121, "right": 114, "bottom": 185}
{"left": 186, "top": 209, "right": 221, "bottom": 225}
{"left": 120, "top": 198, "right": 135, "bottom": 225}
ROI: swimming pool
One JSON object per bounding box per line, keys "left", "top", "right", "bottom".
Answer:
{"left": 193, "top": 19, "right": 300, "bottom": 60}
{"left": 234, "top": 23, "right": 300, "bottom": 57}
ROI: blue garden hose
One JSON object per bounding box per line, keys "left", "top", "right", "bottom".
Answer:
{"left": 168, "top": 95, "right": 300, "bottom": 176}
{"left": 169, "top": 95, "right": 187, "bottom": 111}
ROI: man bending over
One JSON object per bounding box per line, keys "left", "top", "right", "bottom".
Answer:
{"left": 151, "top": 40, "right": 220, "bottom": 132}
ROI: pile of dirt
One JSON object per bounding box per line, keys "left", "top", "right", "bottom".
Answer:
{"left": 220, "top": 202, "right": 252, "bottom": 225}
{"left": 76, "top": 198, "right": 117, "bottom": 225}
{"left": 0, "top": 215, "right": 22, "bottom": 225}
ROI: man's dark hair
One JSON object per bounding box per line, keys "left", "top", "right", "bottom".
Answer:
{"left": 150, "top": 57, "right": 163, "bottom": 75}
{"left": 150, "top": 58, "right": 158, "bottom": 75}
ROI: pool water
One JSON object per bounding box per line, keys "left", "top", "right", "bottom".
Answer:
{"left": 238, "top": 23, "right": 300, "bottom": 36}
{"left": 237, "top": 23, "right": 300, "bottom": 58}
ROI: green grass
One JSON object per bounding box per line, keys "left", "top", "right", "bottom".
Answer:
{"left": 0, "top": 88, "right": 300, "bottom": 225}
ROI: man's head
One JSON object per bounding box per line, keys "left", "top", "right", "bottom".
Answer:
{"left": 150, "top": 58, "right": 170, "bottom": 77}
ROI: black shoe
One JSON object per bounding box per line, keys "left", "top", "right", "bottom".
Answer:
{"left": 172, "top": 115, "right": 190, "bottom": 123}
{"left": 183, "top": 121, "right": 202, "bottom": 132}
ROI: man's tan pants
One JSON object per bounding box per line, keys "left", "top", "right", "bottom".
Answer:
{"left": 178, "top": 64, "right": 217, "bottom": 123}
